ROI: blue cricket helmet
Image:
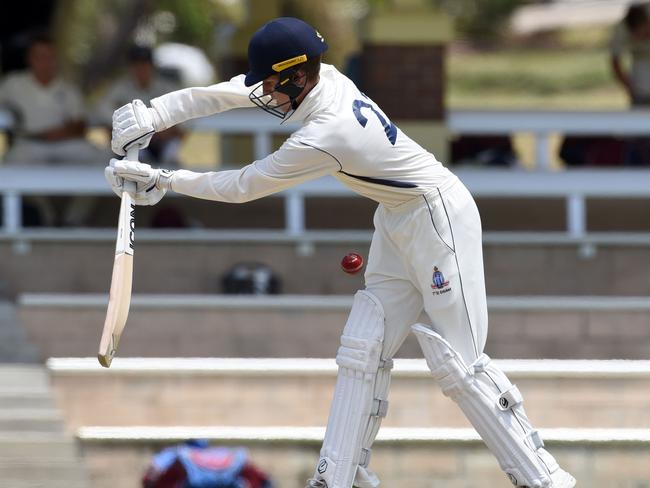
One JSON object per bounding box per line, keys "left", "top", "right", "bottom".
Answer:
{"left": 244, "top": 17, "right": 328, "bottom": 87}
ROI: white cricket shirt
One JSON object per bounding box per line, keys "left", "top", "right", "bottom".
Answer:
{"left": 610, "top": 11, "right": 650, "bottom": 99}
{"left": 96, "top": 75, "right": 181, "bottom": 126}
{"left": 150, "top": 64, "right": 456, "bottom": 207}
{"left": 0, "top": 72, "right": 86, "bottom": 134}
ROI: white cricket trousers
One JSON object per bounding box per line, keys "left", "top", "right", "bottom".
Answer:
{"left": 365, "top": 176, "right": 487, "bottom": 364}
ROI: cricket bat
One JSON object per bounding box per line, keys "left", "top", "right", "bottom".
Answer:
{"left": 98, "top": 147, "right": 139, "bottom": 367}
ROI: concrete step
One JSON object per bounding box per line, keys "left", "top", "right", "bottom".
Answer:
{"left": 0, "top": 480, "right": 87, "bottom": 488}
{"left": 48, "top": 357, "right": 650, "bottom": 430}
{"left": 77, "top": 426, "right": 650, "bottom": 488}
{"left": 22, "top": 294, "right": 650, "bottom": 359}
{"left": 0, "top": 300, "right": 40, "bottom": 362}
{"left": 0, "top": 461, "right": 87, "bottom": 483}
{"left": 5, "top": 238, "right": 650, "bottom": 296}
{"left": 0, "top": 366, "right": 90, "bottom": 487}
{"left": 0, "top": 365, "right": 50, "bottom": 390}
{"left": 0, "top": 436, "right": 89, "bottom": 486}
{"left": 0, "top": 409, "right": 63, "bottom": 432}
{"left": 0, "top": 434, "right": 79, "bottom": 459}
{"left": 0, "top": 391, "right": 55, "bottom": 410}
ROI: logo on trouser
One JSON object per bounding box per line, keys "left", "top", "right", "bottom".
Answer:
{"left": 317, "top": 459, "right": 328, "bottom": 474}
{"left": 430, "top": 266, "right": 451, "bottom": 296}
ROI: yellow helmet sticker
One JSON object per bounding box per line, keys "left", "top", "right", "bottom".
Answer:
{"left": 272, "top": 54, "right": 308, "bottom": 72}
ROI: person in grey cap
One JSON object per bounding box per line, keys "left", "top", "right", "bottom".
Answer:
{"left": 96, "top": 44, "right": 184, "bottom": 167}
{"left": 104, "top": 17, "right": 576, "bottom": 488}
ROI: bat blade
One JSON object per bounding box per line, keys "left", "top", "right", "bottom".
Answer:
{"left": 98, "top": 253, "right": 133, "bottom": 367}
{"left": 98, "top": 179, "right": 136, "bottom": 368}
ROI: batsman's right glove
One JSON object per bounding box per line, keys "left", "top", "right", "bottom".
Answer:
{"left": 105, "top": 158, "right": 174, "bottom": 206}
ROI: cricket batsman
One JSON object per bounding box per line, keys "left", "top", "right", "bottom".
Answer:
{"left": 105, "top": 17, "right": 576, "bottom": 488}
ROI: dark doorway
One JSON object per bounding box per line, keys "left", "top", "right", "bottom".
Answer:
{"left": 0, "top": 0, "right": 56, "bottom": 73}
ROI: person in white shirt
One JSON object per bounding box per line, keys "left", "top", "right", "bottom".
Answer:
{"left": 96, "top": 45, "right": 184, "bottom": 167}
{"left": 610, "top": 2, "right": 650, "bottom": 106}
{"left": 0, "top": 34, "right": 109, "bottom": 225}
{"left": 104, "top": 17, "right": 576, "bottom": 488}
{"left": 609, "top": 3, "right": 650, "bottom": 166}
{"left": 0, "top": 34, "right": 107, "bottom": 165}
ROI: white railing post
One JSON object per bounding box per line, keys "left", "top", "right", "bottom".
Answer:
{"left": 535, "top": 132, "right": 552, "bottom": 170}
{"left": 253, "top": 131, "right": 272, "bottom": 160}
{"left": 567, "top": 193, "right": 586, "bottom": 239}
{"left": 285, "top": 190, "right": 305, "bottom": 237}
{"left": 3, "top": 191, "right": 21, "bottom": 235}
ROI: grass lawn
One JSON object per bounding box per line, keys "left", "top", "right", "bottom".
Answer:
{"left": 175, "top": 28, "right": 634, "bottom": 167}
{"left": 447, "top": 32, "right": 630, "bottom": 110}
{"left": 446, "top": 27, "right": 634, "bottom": 167}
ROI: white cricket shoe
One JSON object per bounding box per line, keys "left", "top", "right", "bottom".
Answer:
{"left": 549, "top": 468, "right": 576, "bottom": 487}
{"left": 305, "top": 478, "right": 327, "bottom": 488}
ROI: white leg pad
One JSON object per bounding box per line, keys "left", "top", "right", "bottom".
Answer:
{"left": 412, "top": 324, "right": 558, "bottom": 488}
{"left": 314, "top": 290, "right": 391, "bottom": 488}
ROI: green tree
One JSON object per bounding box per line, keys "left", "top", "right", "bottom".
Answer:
{"left": 435, "top": 0, "right": 528, "bottom": 44}
{"left": 52, "top": 0, "right": 235, "bottom": 93}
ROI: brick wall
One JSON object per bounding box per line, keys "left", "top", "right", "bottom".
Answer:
{"left": 20, "top": 305, "right": 650, "bottom": 359}
{"left": 361, "top": 45, "right": 445, "bottom": 120}
{"left": 5, "top": 241, "right": 650, "bottom": 296}
{"left": 80, "top": 440, "right": 646, "bottom": 488}
{"left": 51, "top": 367, "right": 650, "bottom": 430}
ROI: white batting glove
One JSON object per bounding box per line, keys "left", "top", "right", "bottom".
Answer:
{"left": 111, "top": 99, "right": 159, "bottom": 156}
{"left": 104, "top": 158, "right": 174, "bottom": 206}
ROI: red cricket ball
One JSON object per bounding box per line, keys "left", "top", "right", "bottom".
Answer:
{"left": 341, "top": 252, "right": 364, "bottom": 274}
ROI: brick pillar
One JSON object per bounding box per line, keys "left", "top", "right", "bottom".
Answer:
{"left": 360, "top": 11, "right": 452, "bottom": 161}
{"left": 362, "top": 45, "right": 444, "bottom": 120}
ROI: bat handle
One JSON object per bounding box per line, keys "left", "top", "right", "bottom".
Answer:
{"left": 124, "top": 146, "right": 141, "bottom": 195}
{"left": 126, "top": 145, "right": 140, "bottom": 161}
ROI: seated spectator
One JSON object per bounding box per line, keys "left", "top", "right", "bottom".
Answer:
{"left": 96, "top": 45, "right": 185, "bottom": 167}
{"left": 0, "top": 33, "right": 109, "bottom": 226}
{"left": 609, "top": 3, "right": 650, "bottom": 166}
{"left": 451, "top": 135, "right": 518, "bottom": 167}
{"left": 96, "top": 44, "right": 191, "bottom": 229}
{"left": 559, "top": 136, "right": 627, "bottom": 167}
{"left": 610, "top": 2, "right": 650, "bottom": 106}
{"left": 0, "top": 33, "right": 108, "bottom": 165}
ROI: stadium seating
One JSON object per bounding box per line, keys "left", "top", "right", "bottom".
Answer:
{"left": 0, "top": 365, "right": 89, "bottom": 487}
{"left": 47, "top": 358, "right": 650, "bottom": 487}
{"left": 4, "top": 108, "right": 650, "bottom": 486}
{"left": 16, "top": 293, "right": 650, "bottom": 359}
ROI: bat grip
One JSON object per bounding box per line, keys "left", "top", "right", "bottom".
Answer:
{"left": 126, "top": 146, "right": 140, "bottom": 161}
{"left": 123, "top": 146, "right": 140, "bottom": 194}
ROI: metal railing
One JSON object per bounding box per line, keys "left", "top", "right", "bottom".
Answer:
{"left": 447, "top": 109, "right": 650, "bottom": 169}
{"left": 3, "top": 109, "right": 650, "bottom": 238}
{"left": 2, "top": 166, "right": 650, "bottom": 238}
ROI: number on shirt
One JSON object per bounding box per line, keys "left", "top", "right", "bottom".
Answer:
{"left": 352, "top": 99, "right": 397, "bottom": 146}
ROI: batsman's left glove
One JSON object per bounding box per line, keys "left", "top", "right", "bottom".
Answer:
{"left": 111, "top": 99, "right": 161, "bottom": 156}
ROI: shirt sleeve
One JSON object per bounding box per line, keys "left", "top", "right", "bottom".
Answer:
{"left": 149, "top": 74, "right": 257, "bottom": 130}
{"left": 63, "top": 82, "right": 86, "bottom": 121}
{"left": 94, "top": 80, "right": 127, "bottom": 126}
{"left": 168, "top": 132, "right": 341, "bottom": 203}
{"left": 0, "top": 75, "right": 17, "bottom": 109}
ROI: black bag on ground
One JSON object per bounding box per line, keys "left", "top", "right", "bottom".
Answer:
{"left": 221, "top": 262, "right": 282, "bottom": 295}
